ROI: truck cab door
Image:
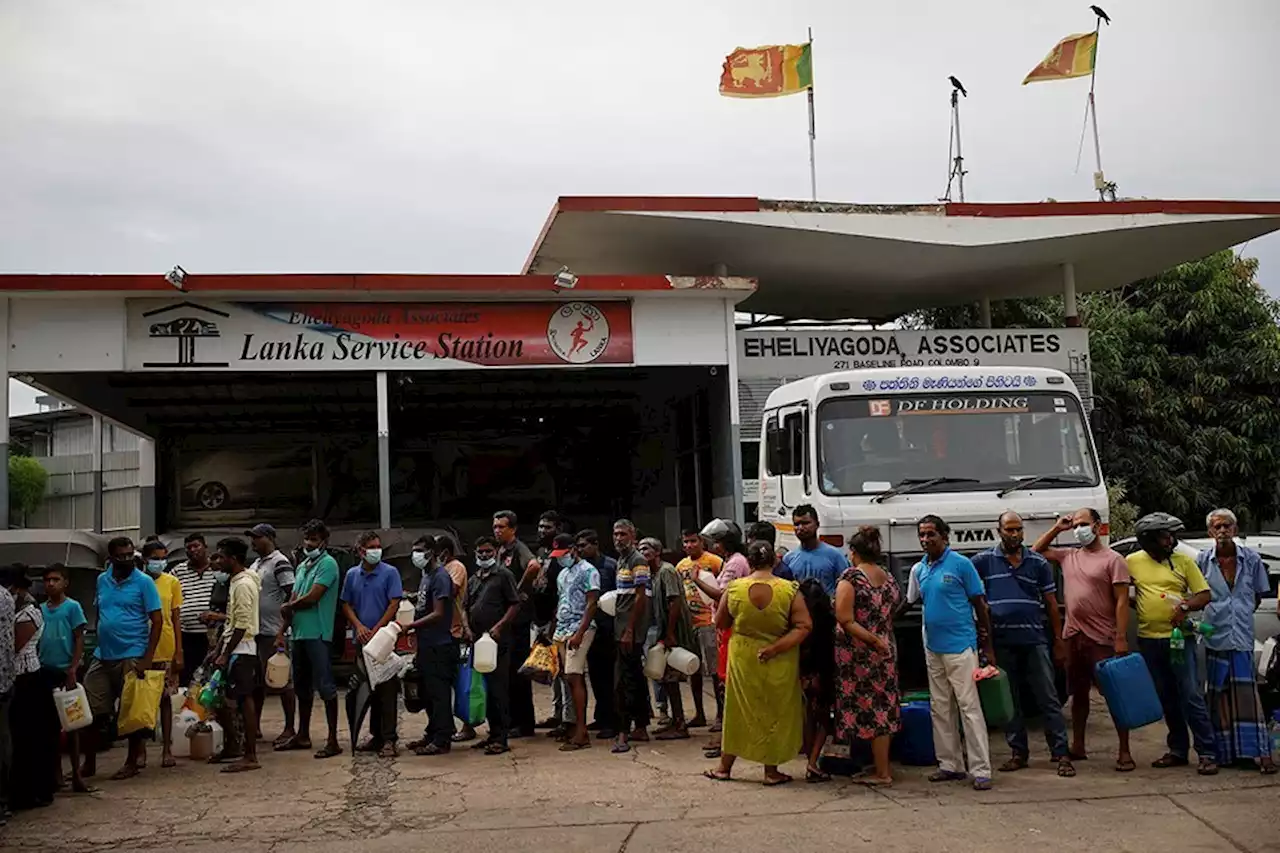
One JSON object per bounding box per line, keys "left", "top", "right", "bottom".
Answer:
{"left": 763, "top": 403, "right": 809, "bottom": 520}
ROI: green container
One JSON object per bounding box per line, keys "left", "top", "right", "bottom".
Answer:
{"left": 902, "top": 690, "right": 931, "bottom": 704}
{"left": 977, "top": 668, "right": 1015, "bottom": 727}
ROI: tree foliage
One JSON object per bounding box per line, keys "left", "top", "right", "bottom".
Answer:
{"left": 907, "top": 251, "right": 1280, "bottom": 529}
{"left": 9, "top": 454, "right": 48, "bottom": 524}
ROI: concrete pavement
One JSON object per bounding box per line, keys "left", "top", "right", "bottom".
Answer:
{"left": 3, "top": 690, "right": 1276, "bottom": 852}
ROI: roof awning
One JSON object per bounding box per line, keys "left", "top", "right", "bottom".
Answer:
{"left": 524, "top": 197, "right": 1280, "bottom": 320}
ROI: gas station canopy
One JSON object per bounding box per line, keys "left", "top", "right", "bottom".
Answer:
{"left": 524, "top": 197, "right": 1280, "bottom": 320}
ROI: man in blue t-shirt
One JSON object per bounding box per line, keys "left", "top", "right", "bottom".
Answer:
{"left": 81, "top": 536, "right": 163, "bottom": 782}
{"left": 972, "top": 511, "right": 1071, "bottom": 776}
{"left": 341, "top": 531, "right": 404, "bottom": 757}
{"left": 408, "top": 534, "right": 457, "bottom": 756}
{"left": 908, "top": 515, "right": 995, "bottom": 790}
{"left": 780, "top": 505, "right": 848, "bottom": 596}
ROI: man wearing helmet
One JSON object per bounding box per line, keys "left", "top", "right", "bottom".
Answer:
{"left": 1125, "top": 512, "right": 1217, "bottom": 775}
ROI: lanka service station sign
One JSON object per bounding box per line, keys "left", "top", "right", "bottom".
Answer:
{"left": 126, "top": 300, "right": 633, "bottom": 371}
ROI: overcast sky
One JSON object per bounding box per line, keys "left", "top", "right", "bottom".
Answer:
{"left": 3, "top": 0, "right": 1279, "bottom": 414}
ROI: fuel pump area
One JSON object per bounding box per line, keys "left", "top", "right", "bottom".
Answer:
{"left": 2, "top": 196, "right": 1280, "bottom": 552}
{"left": 0, "top": 274, "right": 753, "bottom": 546}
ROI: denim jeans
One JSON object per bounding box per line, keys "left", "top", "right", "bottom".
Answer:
{"left": 995, "top": 641, "right": 1069, "bottom": 759}
{"left": 1138, "top": 635, "right": 1215, "bottom": 760}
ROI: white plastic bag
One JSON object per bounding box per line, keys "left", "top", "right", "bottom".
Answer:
{"left": 1259, "top": 637, "right": 1278, "bottom": 679}
{"left": 364, "top": 649, "right": 414, "bottom": 689}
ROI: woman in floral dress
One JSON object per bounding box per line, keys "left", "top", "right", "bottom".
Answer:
{"left": 833, "top": 525, "right": 901, "bottom": 786}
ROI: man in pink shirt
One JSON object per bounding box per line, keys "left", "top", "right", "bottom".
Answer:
{"left": 1033, "top": 508, "right": 1134, "bottom": 771}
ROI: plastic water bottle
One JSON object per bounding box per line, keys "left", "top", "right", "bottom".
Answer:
{"left": 1170, "top": 626, "right": 1186, "bottom": 664}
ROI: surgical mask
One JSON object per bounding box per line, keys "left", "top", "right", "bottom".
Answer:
{"left": 477, "top": 557, "right": 496, "bottom": 570}
{"left": 1073, "top": 525, "right": 1097, "bottom": 547}
{"left": 557, "top": 554, "right": 574, "bottom": 568}
{"left": 304, "top": 546, "right": 324, "bottom": 559}
{"left": 363, "top": 548, "right": 383, "bottom": 565}
{"left": 411, "top": 550, "right": 430, "bottom": 570}
{"left": 146, "top": 559, "right": 167, "bottom": 576}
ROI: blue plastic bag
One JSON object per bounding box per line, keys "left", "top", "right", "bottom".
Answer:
{"left": 454, "top": 656, "right": 487, "bottom": 725}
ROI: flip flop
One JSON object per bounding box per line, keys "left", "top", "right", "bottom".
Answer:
{"left": 558, "top": 741, "right": 591, "bottom": 752}
{"left": 703, "top": 768, "right": 731, "bottom": 781}
{"left": 763, "top": 773, "right": 792, "bottom": 787}
{"left": 805, "top": 768, "right": 832, "bottom": 783}
{"left": 272, "top": 733, "right": 297, "bottom": 749}
{"left": 1056, "top": 757, "right": 1077, "bottom": 778}
{"left": 484, "top": 743, "right": 510, "bottom": 756}
{"left": 611, "top": 742, "right": 632, "bottom": 754}
{"left": 451, "top": 731, "right": 477, "bottom": 743}
{"left": 161, "top": 756, "right": 176, "bottom": 769}
{"left": 703, "top": 747, "right": 721, "bottom": 759}
{"left": 109, "top": 766, "right": 140, "bottom": 781}
{"left": 313, "top": 744, "right": 343, "bottom": 760}
{"left": 275, "top": 737, "right": 313, "bottom": 752}
{"left": 1151, "top": 754, "right": 1189, "bottom": 768}
{"left": 1114, "top": 757, "right": 1137, "bottom": 772}
{"left": 470, "top": 739, "right": 494, "bottom": 751}
{"left": 654, "top": 729, "right": 691, "bottom": 741}
{"left": 851, "top": 775, "right": 893, "bottom": 788}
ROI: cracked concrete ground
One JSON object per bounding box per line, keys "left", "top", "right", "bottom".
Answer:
{"left": 3, "top": 689, "right": 1276, "bottom": 852}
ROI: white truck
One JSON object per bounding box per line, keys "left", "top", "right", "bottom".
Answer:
{"left": 758, "top": 365, "right": 1108, "bottom": 620}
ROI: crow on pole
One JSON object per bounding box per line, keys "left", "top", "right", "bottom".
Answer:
{"left": 1090, "top": 5, "right": 1110, "bottom": 24}
{"left": 949, "top": 75, "right": 967, "bottom": 97}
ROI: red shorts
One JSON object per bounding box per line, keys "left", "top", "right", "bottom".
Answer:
{"left": 1066, "top": 633, "right": 1114, "bottom": 703}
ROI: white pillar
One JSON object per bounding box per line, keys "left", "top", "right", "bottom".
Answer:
{"left": 91, "top": 414, "right": 104, "bottom": 533}
{"left": 375, "top": 371, "right": 391, "bottom": 530}
{"left": 138, "top": 436, "right": 156, "bottom": 536}
{"left": 1063, "top": 262, "right": 1080, "bottom": 327}
{"left": 978, "top": 297, "right": 992, "bottom": 329}
{"left": 0, "top": 300, "right": 9, "bottom": 530}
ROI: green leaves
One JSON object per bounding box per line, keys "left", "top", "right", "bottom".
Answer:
{"left": 908, "top": 250, "right": 1280, "bottom": 530}
{"left": 9, "top": 453, "right": 48, "bottom": 524}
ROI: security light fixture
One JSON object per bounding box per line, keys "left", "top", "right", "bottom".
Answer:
{"left": 554, "top": 265, "right": 578, "bottom": 289}
{"left": 165, "top": 265, "right": 188, "bottom": 290}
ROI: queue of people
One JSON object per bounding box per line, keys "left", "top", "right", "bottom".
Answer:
{"left": 1, "top": 501, "right": 1276, "bottom": 824}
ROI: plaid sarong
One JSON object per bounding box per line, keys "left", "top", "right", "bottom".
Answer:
{"left": 1205, "top": 648, "right": 1272, "bottom": 763}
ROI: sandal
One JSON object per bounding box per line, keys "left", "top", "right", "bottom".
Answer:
{"left": 1056, "top": 757, "right": 1077, "bottom": 778}
{"left": 378, "top": 743, "right": 399, "bottom": 759}
{"left": 470, "top": 739, "right": 495, "bottom": 751}
{"left": 1196, "top": 757, "right": 1219, "bottom": 776}
{"left": 654, "top": 728, "right": 691, "bottom": 741}
{"left": 610, "top": 741, "right": 632, "bottom": 754}
{"left": 1114, "top": 757, "right": 1137, "bottom": 772}
{"left": 805, "top": 768, "right": 831, "bottom": 783}
{"left": 220, "top": 760, "right": 261, "bottom": 773}
{"left": 414, "top": 743, "right": 449, "bottom": 756}
{"left": 161, "top": 756, "right": 176, "bottom": 769}
{"left": 275, "top": 736, "right": 313, "bottom": 752}
{"left": 703, "top": 768, "right": 731, "bottom": 781}
{"left": 313, "top": 743, "right": 343, "bottom": 760}
{"left": 998, "top": 755, "right": 1029, "bottom": 773}
{"left": 483, "top": 742, "right": 510, "bottom": 756}
{"left": 558, "top": 740, "right": 591, "bottom": 752}
{"left": 451, "top": 730, "right": 477, "bottom": 743}
{"left": 762, "top": 773, "right": 792, "bottom": 787}
{"left": 703, "top": 747, "right": 721, "bottom": 759}
{"left": 1151, "top": 754, "right": 1189, "bottom": 769}
{"left": 109, "top": 765, "right": 140, "bottom": 781}
{"left": 928, "top": 769, "right": 968, "bottom": 783}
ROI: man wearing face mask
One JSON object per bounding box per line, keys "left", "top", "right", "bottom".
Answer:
{"left": 140, "top": 540, "right": 184, "bottom": 768}
{"left": 1126, "top": 512, "right": 1217, "bottom": 775}
{"left": 245, "top": 523, "right": 297, "bottom": 750}
{"left": 276, "top": 519, "right": 343, "bottom": 759}
{"left": 973, "top": 512, "right": 1071, "bottom": 777}
{"left": 465, "top": 535, "right": 522, "bottom": 755}
{"left": 407, "top": 534, "right": 457, "bottom": 756}
{"left": 1034, "top": 507, "right": 1133, "bottom": 770}
{"left": 341, "top": 531, "right": 405, "bottom": 758}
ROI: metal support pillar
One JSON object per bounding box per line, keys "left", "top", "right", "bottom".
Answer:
{"left": 978, "top": 297, "right": 992, "bottom": 329}
{"left": 138, "top": 436, "right": 157, "bottom": 537}
{"left": 91, "top": 413, "right": 104, "bottom": 533}
{"left": 1063, "top": 263, "right": 1081, "bottom": 327}
{"left": 376, "top": 371, "right": 391, "bottom": 530}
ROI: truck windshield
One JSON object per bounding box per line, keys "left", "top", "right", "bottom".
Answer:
{"left": 817, "top": 391, "right": 1099, "bottom": 496}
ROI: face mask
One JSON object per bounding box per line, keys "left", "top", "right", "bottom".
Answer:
{"left": 146, "top": 559, "right": 167, "bottom": 576}
{"left": 304, "top": 546, "right": 324, "bottom": 559}
{"left": 1073, "top": 525, "right": 1097, "bottom": 547}
{"left": 411, "top": 550, "right": 429, "bottom": 570}
{"left": 477, "top": 557, "right": 496, "bottom": 570}
{"left": 113, "top": 557, "right": 135, "bottom": 570}
{"left": 363, "top": 548, "right": 383, "bottom": 564}
{"left": 557, "top": 554, "right": 574, "bottom": 568}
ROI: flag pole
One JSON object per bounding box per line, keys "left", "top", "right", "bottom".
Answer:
{"left": 807, "top": 27, "right": 817, "bottom": 201}
{"left": 1087, "top": 17, "right": 1117, "bottom": 201}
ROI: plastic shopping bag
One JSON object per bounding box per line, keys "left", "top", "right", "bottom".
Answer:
{"left": 118, "top": 670, "right": 165, "bottom": 736}
{"left": 518, "top": 638, "right": 559, "bottom": 686}
{"left": 453, "top": 655, "right": 488, "bottom": 725}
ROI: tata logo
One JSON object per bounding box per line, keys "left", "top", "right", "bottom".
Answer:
{"left": 952, "top": 528, "right": 995, "bottom": 544}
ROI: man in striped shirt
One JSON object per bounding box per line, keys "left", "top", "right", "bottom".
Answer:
{"left": 171, "top": 532, "right": 220, "bottom": 685}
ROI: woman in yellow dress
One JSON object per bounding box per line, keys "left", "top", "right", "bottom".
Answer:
{"left": 704, "top": 540, "right": 812, "bottom": 785}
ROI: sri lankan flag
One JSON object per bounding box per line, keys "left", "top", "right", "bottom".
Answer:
{"left": 1022, "top": 32, "right": 1098, "bottom": 84}
{"left": 719, "top": 43, "right": 813, "bottom": 98}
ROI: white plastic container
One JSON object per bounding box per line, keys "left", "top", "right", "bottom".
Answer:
{"left": 364, "top": 623, "right": 402, "bottom": 663}
{"left": 265, "top": 652, "right": 292, "bottom": 689}
{"left": 696, "top": 570, "right": 716, "bottom": 606}
{"left": 473, "top": 632, "right": 498, "bottom": 674}
{"left": 667, "top": 646, "right": 702, "bottom": 676}
{"left": 597, "top": 590, "right": 618, "bottom": 616}
{"left": 644, "top": 642, "right": 669, "bottom": 679}
{"left": 1259, "top": 637, "right": 1278, "bottom": 678}
{"left": 171, "top": 715, "right": 192, "bottom": 758}
{"left": 188, "top": 720, "right": 224, "bottom": 761}
{"left": 396, "top": 599, "right": 415, "bottom": 628}
{"left": 53, "top": 684, "right": 92, "bottom": 732}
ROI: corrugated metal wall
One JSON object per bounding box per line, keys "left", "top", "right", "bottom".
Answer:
{"left": 25, "top": 417, "right": 141, "bottom": 538}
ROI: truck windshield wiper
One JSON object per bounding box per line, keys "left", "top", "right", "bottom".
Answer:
{"left": 872, "top": 477, "right": 982, "bottom": 504}
{"left": 996, "top": 474, "right": 1094, "bottom": 498}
